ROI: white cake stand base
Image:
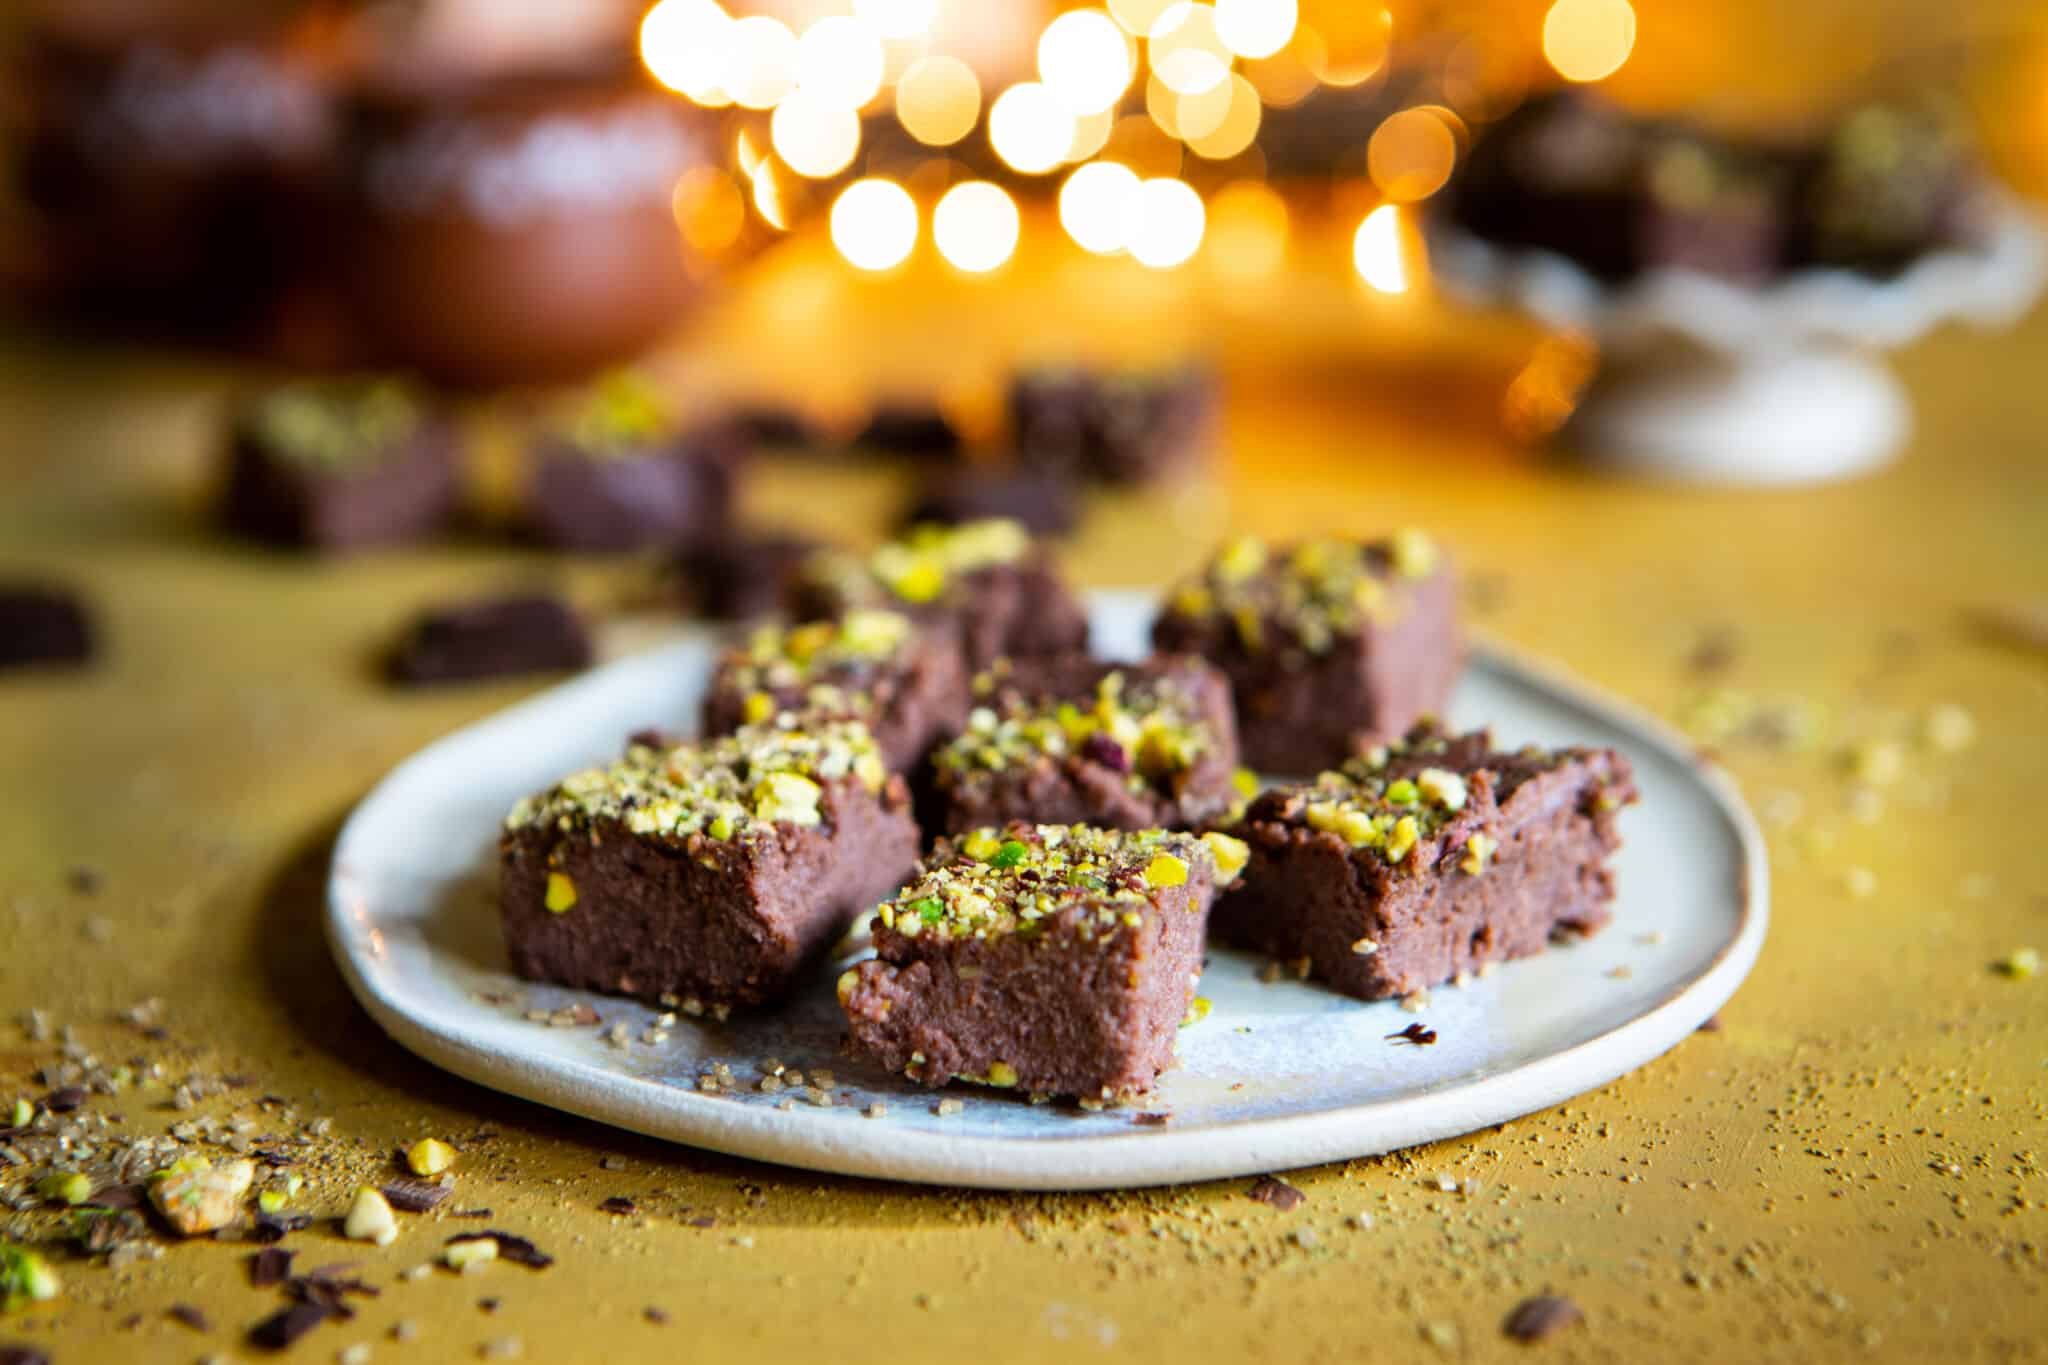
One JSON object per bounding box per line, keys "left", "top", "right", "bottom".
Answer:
{"left": 1564, "top": 341, "right": 1909, "bottom": 486}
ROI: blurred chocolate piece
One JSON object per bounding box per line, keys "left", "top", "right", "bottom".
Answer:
{"left": 11, "top": 0, "right": 341, "bottom": 337}
{"left": 856, "top": 403, "right": 963, "bottom": 460}
{"left": 1448, "top": 91, "right": 1787, "bottom": 285}
{"left": 723, "top": 404, "right": 826, "bottom": 451}
{"left": 221, "top": 377, "right": 460, "bottom": 552}
{"left": 387, "top": 593, "right": 592, "bottom": 686}
{"left": 0, "top": 585, "right": 96, "bottom": 672}
{"left": 673, "top": 530, "right": 824, "bottom": 622}
{"left": 335, "top": 62, "right": 715, "bottom": 387}
{"left": 525, "top": 371, "right": 737, "bottom": 553}
{"left": 902, "top": 468, "right": 1079, "bottom": 538}
{"left": 1789, "top": 102, "right": 1982, "bottom": 274}
{"left": 1010, "top": 363, "right": 1217, "bottom": 484}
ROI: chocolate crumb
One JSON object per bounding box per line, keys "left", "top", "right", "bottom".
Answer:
{"left": 250, "top": 1248, "right": 294, "bottom": 1287}
{"left": 92, "top": 1182, "right": 147, "bottom": 1209}
{"left": 448, "top": 1232, "right": 553, "bottom": 1269}
{"left": 1132, "top": 1112, "right": 1171, "bottom": 1127}
{"left": 169, "top": 1303, "right": 210, "bottom": 1332}
{"left": 41, "top": 1086, "right": 86, "bottom": 1113}
{"left": 451, "top": 1208, "right": 494, "bottom": 1219}
{"left": 382, "top": 1179, "right": 452, "bottom": 1213}
{"left": 687, "top": 1216, "right": 717, "bottom": 1229}
{"left": 248, "top": 1301, "right": 333, "bottom": 1351}
{"left": 0, "top": 1346, "right": 53, "bottom": 1365}
{"left": 479, "top": 1297, "right": 501, "bottom": 1313}
{"left": 1503, "top": 1294, "right": 1583, "bottom": 1341}
{"left": 1387, "top": 1022, "right": 1438, "bottom": 1047}
{"left": 1685, "top": 626, "right": 1740, "bottom": 676}
{"left": 67, "top": 866, "right": 101, "bottom": 896}
{"left": 1696, "top": 1015, "right": 1723, "bottom": 1033}
{"left": 250, "top": 1213, "right": 312, "bottom": 1243}
{"left": 1247, "top": 1176, "right": 1306, "bottom": 1211}
{"left": 644, "top": 1307, "right": 670, "bottom": 1325}
{"left": 601, "top": 1197, "right": 638, "bottom": 1215}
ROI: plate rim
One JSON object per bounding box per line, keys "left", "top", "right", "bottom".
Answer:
{"left": 326, "top": 605, "right": 1769, "bottom": 1191}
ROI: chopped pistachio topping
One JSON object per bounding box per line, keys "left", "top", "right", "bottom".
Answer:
{"left": 1277, "top": 731, "right": 1483, "bottom": 864}
{"left": 1200, "top": 830, "right": 1249, "bottom": 882}
{"left": 505, "top": 720, "right": 888, "bottom": 845}
{"left": 0, "top": 1243, "right": 60, "bottom": 1312}
{"left": 935, "top": 669, "right": 1215, "bottom": 795}
{"left": 407, "top": 1138, "right": 456, "bottom": 1177}
{"left": 1165, "top": 531, "right": 1440, "bottom": 655}
{"left": 807, "top": 518, "right": 1033, "bottom": 610}
{"left": 244, "top": 378, "right": 422, "bottom": 471}
{"left": 1459, "top": 833, "right": 1498, "bottom": 876}
{"left": 35, "top": 1171, "right": 93, "bottom": 1207}
{"left": 877, "top": 825, "right": 1214, "bottom": 943}
{"left": 720, "top": 611, "right": 915, "bottom": 710}
{"left": 344, "top": 1186, "right": 398, "bottom": 1246}
{"left": 564, "top": 369, "right": 672, "bottom": 456}
{"left": 544, "top": 873, "right": 578, "bottom": 914}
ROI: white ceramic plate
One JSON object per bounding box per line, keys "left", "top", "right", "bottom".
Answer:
{"left": 328, "top": 592, "right": 1767, "bottom": 1191}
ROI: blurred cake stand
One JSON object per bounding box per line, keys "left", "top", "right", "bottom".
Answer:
{"left": 1432, "top": 193, "right": 2046, "bottom": 485}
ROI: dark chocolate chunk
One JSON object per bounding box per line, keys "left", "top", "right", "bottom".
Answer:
{"left": 1131, "top": 1112, "right": 1171, "bottom": 1127}
{"left": 40, "top": 1087, "right": 85, "bottom": 1113}
{"left": 75, "top": 1207, "right": 147, "bottom": 1254}
{"left": 248, "top": 1301, "right": 333, "bottom": 1351}
{"left": 448, "top": 1232, "right": 552, "bottom": 1269}
{"left": 0, "top": 1346, "right": 52, "bottom": 1365}
{"left": 168, "top": 1303, "right": 210, "bottom": 1332}
{"left": 524, "top": 377, "right": 739, "bottom": 553}
{"left": 382, "top": 1180, "right": 452, "bottom": 1213}
{"left": 644, "top": 1306, "right": 671, "bottom": 1325}
{"left": 478, "top": 1297, "right": 501, "bottom": 1313}
{"left": 386, "top": 593, "right": 593, "bottom": 687}
{"left": 250, "top": 1247, "right": 295, "bottom": 1287}
{"left": 600, "top": 1196, "right": 637, "bottom": 1215}
{"left": 902, "top": 468, "right": 1079, "bottom": 538}
{"left": 66, "top": 866, "right": 100, "bottom": 895}
{"left": 856, "top": 402, "right": 962, "bottom": 459}
{"left": 1246, "top": 1176, "right": 1305, "bottom": 1211}
{"left": 0, "top": 585, "right": 94, "bottom": 672}
{"left": 1010, "top": 363, "right": 1217, "bottom": 485}
{"left": 90, "top": 1182, "right": 146, "bottom": 1210}
{"left": 249, "top": 1212, "right": 312, "bottom": 1243}
{"left": 672, "top": 530, "right": 824, "bottom": 622}
{"left": 1502, "top": 1294, "right": 1583, "bottom": 1341}
{"left": 452, "top": 1208, "right": 494, "bottom": 1219}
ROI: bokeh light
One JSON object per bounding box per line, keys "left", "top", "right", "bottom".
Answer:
{"left": 1243, "top": 27, "right": 1321, "bottom": 108}
{"left": 1185, "top": 73, "right": 1262, "bottom": 160}
{"left": 1215, "top": 0, "right": 1296, "bottom": 60}
{"left": 1060, "top": 161, "right": 1143, "bottom": 254}
{"left": 933, "top": 181, "right": 1022, "bottom": 273}
{"left": 1105, "top": 112, "right": 1185, "bottom": 178}
{"left": 797, "top": 15, "right": 885, "bottom": 110}
{"left": 831, "top": 178, "right": 919, "bottom": 270}
{"left": 1127, "top": 177, "right": 1206, "bottom": 268}
{"left": 1310, "top": 7, "right": 1392, "bottom": 88}
{"left": 1107, "top": 0, "right": 1176, "bottom": 36}
{"left": 896, "top": 55, "right": 983, "bottom": 147}
{"left": 1150, "top": 71, "right": 1227, "bottom": 140}
{"left": 771, "top": 93, "right": 861, "bottom": 178}
{"left": 1066, "top": 107, "right": 1116, "bottom": 161}
{"left": 852, "top": 0, "right": 939, "bottom": 41}
{"left": 1353, "top": 203, "right": 1408, "bottom": 293}
{"left": 989, "top": 82, "right": 1078, "bottom": 175}
{"left": 723, "top": 15, "right": 799, "bottom": 110}
{"left": 1542, "top": 0, "right": 1637, "bottom": 83}
{"left": 1205, "top": 180, "right": 1288, "bottom": 280}
{"left": 672, "top": 167, "right": 746, "bottom": 252}
{"left": 640, "top": 0, "right": 734, "bottom": 105}
{"left": 1038, "top": 9, "right": 1135, "bottom": 115}
{"left": 1367, "top": 108, "right": 1458, "bottom": 201}
{"left": 1150, "top": 3, "right": 1233, "bottom": 95}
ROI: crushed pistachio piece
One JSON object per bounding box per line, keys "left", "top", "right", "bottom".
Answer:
{"left": 257, "top": 1188, "right": 289, "bottom": 1215}
{"left": 344, "top": 1186, "right": 399, "bottom": 1247}
{"left": 446, "top": 1238, "right": 499, "bottom": 1273}
{"left": 1995, "top": 947, "right": 2040, "bottom": 980}
{"left": 1230, "top": 767, "right": 1260, "bottom": 800}
{"left": 544, "top": 873, "right": 578, "bottom": 914}
{"left": 1351, "top": 938, "right": 1379, "bottom": 955}
{"left": 566, "top": 369, "right": 671, "bottom": 455}
{"left": 986, "top": 1062, "right": 1020, "bottom": 1088}
{"left": 935, "top": 668, "right": 1216, "bottom": 796}
{"left": 1168, "top": 532, "right": 1436, "bottom": 655}
{"left": 244, "top": 377, "right": 422, "bottom": 471}
{"left": 1214, "top": 536, "right": 1268, "bottom": 583}
{"left": 1383, "top": 815, "right": 1420, "bottom": 865}
{"left": 1415, "top": 767, "right": 1468, "bottom": 812}
{"left": 150, "top": 1157, "right": 256, "bottom": 1237}
{"left": 1459, "top": 833, "right": 1498, "bottom": 876}
{"left": 741, "top": 691, "right": 777, "bottom": 725}
{"left": 836, "top": 969, "right": 859, "bottom": 1004}
{"left": 1846, "top": 740, "right": 1905, "bottom": 786}
{"left": 0, "top": 1243, "right": 61, "bottom": 1312}
{"left": 1200, "top": 831, "right": 1249, "bottom": 882}
{"left": 35, "top": 1171, "right": 93, "bottom": 1206}
{"left": 7, "top": 1098, "right": 33, "bottom": 1128}
{"left": 1143, "top": 853, "right": 1189, "bottom": 888}
{"left": 407, "top": 1138, "right": 456, "bottom": 1177}
{"left": 1388, "top": 528, "right": 1439, "bottom": 579}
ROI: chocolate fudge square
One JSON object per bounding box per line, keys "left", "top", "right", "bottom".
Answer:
{"left": 855, "top": 401, "right": 963, "bottom": 460}
{"left": 901, "top": 468, "right": 1079, "bottom": 538}
{"left": 0, "top": 584, "right": 94, "bottom": 671}
{"left": 791, "top": 518, "right": 1089, "bottom": 672}
{"left": 701, "top": 609, "right": 969, "bottom": 775}
{"left": 526, "top": 370, "right": 737, "bottom": 553}
{"left": 221, "top": 378, "right": 460, "bottom": 552}
{"left": 840, "top": 823, "right": 1247, "bottom": 1102}
{"left": 1790, "top": 102, "right": 1982, "bottom": 275}
{"left": 673, "top": 529, "right": 828, "bottom": 623}
{"left": 500, "top": 720, "right": 918, "bottom": 1012}
{"left": 1151, "top": 531, "right": 1463, "bottom": 776}
{"left": 1010, "top": 362, "right": 1217, "bottom": 485}
{"left": 1211, "top": 724, "right": 1638, "bottom": 1001}
{"left": 386, "top": 593, "right": 592, "bottom": 687}
{"left": 928, "top": 655, "right": 1243, "bottom": 836}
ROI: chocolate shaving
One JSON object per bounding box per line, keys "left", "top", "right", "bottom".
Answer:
{"left": 248, "top": 1302, "right": 333, "bottom": 1351}
{"left": 600, "top": 1196, "right": 638, "bottom": 1215}
{"left": 478, "top": 1297, "right": 501, "bottom": 1313}
{"left": 252, "top": 1148, "right": 297, "bottom": 1167}
{"left": 448, "top": 1232, "right": 553, "bottom": 1269}
{"left": 249, "top": 1212, "right": 312, "bottom": 1244}
{"left": 1131, "top": 1112, "right": 1171, "bottom": 1127}
{"left": 1387, "top": 1022, "right": 1438, "bottom": 1046}
{"left": 40, "top": 1086, "right": 86, "bottom": 1113}
{"left": 644, "top": 1307, "right": 670, "bottom": 1325}
{"left": 383, "top": 1179, "right": 452, "bottom": 1213}
{"left": 687, "top": 1216, "right": 717, "bottom": 1229}
{"left": 1247, "top": 1176, "right": 1305, "bottom": 1211}
{"left": 1502, "top": 1294, "right": 1583, "bottom": 1342}
{"left": 168, "top": 1303, "right": 210, "bottom": 1332}
{"left": 302, "top": 1264, "right": 379, "bottom": 1297}
{"left": 250, "top": 1247, "right": 294, "bottom": 1287}
{"left": 1696, "top": 1014, "right": 1723, "bottom": 1033}
{"left": 451, "top": 1208, "right": 494, "bottom": 1219}
{"left": 91, "top": 1182, "right": 147, "bottom": 1209}
{"left": 0, "top": 1346, "right": 53, "bottom": 1365}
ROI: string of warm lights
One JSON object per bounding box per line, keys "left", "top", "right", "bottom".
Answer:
{"left": 640, "top": 0, "right": 1638, "bottom": 288}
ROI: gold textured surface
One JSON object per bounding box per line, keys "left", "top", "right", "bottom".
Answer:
{"left": 0, "top": 231, "right": 2044, "bottom": 1363}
